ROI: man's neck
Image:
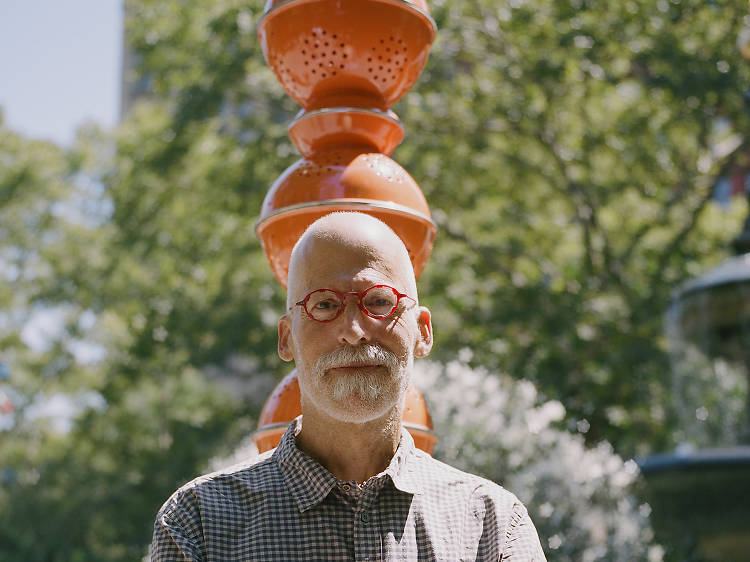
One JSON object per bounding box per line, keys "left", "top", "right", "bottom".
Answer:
{"left": 295, "top": 403, "right": 402, "bottom": 484}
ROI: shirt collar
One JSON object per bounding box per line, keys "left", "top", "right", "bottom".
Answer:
{"left": 273, "top": 416, "right": 422, "bottom": 512}
{"left": 384, "top": 426, "right": 421, "bottom": 495}
{"left": 274, "top": 417, "right": 338, "bottom": 512}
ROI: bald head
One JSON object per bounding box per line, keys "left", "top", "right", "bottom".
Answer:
{"left": 286, "top": 213, "right": 417, "bottom": 308}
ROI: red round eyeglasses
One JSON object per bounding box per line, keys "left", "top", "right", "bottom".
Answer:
{"left": 293, "top": 284, "right": 416, "bottom": 323}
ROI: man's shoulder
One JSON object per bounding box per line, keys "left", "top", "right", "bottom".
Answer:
{"left": 409, "top": 448, "right": 521, "bottom": 508}
{"left": 409, "top": 450, "right": 546, "bottom": 558}
{"left": 157, "top": 448, "right": 281, "bottom": 516}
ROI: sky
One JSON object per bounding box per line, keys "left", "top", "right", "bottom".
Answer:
{"left": 0, "top": 1, "right": 123, "bottom": 146}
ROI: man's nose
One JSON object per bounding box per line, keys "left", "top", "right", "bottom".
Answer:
{"left": 337, "top": 296, "right": 370, "bottom": 346}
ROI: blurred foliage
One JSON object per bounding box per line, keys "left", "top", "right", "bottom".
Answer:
{"left": 415, "top": 360, "right": 661, "bottom": 561}
{"left": 1, "top": 0, "right": 750, "bottom": 559}
{"left": 408, "top": 0, "right": 750, "bottom": 456}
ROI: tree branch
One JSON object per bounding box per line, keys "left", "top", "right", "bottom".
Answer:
{"left": 650, "top": 139, "right": 748, "bottom": 288}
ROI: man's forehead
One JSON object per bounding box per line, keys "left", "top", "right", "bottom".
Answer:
{"left": 301, "top": 234, "right": 389, "bottom": 259}
{"left": 286, "top": 213, "right": 417, "bottom": 304}
{"left": 299, "top": 237, "right": 402, "bottom": 282}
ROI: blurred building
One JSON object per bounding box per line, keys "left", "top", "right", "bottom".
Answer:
{"left": 119, "top": 0, "right": 150, "bottom": 119}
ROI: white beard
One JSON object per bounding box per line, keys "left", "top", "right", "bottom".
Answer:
{"left": 307, "top": 343, "right": 411, "bottom": 423}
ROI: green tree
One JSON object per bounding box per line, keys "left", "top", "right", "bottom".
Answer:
{"left": 125, "top": 0, "right": 750, "bottom": 454}
{"left": 404, "top": 0, "right": 750, "bottom": 454}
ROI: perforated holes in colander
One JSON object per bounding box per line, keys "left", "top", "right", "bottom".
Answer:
{"left": 301, "top": 29, "right": 348, "bottom": 79}
{"left": 367, "top": 35, "right": 410, "bottom": 86}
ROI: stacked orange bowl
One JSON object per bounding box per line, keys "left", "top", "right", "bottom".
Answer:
{"left": 255, "top": 0, "right": 439, "bottom": 452}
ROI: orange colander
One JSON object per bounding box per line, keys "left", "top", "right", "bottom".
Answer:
{"left": 256, "top": 147, "right": 437, "bottom": 286}
{"left": 258, "top": 0, "right": 436, "bottom": 110}
{"left": 253, "top": 369, "right": 437, "bottom": 454}
{"left": 288, "top": 107, "right": 404, "bottom": 158}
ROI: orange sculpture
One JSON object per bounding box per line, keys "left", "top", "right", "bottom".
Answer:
{"left": 255, "top": 0, "right": 439, "bottom": 288}
{"left": 256, "top": 147, "right": 436, "bottom": 286}
{"left": 256, "top": 0, "right": 439, "bottom": 453}
{"left": 253, "top": 369, "right": 437, "bottom": 454}
{"left": 288, "top": 108, "right": 404, "bottom": 158}
{"left": 258, "top": 0, "right": 436, "bottom": 110}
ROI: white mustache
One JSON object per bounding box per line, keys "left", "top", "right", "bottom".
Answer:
{"left": 314, "top": 344, "right": 400, "bottom": 374}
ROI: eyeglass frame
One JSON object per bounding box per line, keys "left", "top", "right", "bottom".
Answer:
{"left": 292, "top": 284, "right": 416, "bottom": 323}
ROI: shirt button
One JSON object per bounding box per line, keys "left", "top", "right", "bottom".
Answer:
{"left": 342, "top": 483, "right": 351, "bottom": 492}
{"left": 360, "top": 512, "right": 369, "bottom": 524}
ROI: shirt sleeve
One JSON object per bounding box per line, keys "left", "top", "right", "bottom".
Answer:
{"left": 151, "top": 491, "right": 205, "bottom": 561}
{"left": 501, "top": 501, "right": 547, "bottom": 561}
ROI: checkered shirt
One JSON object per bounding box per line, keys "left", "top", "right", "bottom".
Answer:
{"left": 151, "top": 418, "right": 546, "bottom": 561}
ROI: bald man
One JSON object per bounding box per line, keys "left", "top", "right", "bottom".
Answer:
{"left": 151, "top": 213, "right": 546, "bottom": 561}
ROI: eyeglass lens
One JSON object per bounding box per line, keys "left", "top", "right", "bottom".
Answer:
{"left": 305, "top": 286, "right": 399, "bottom": 321}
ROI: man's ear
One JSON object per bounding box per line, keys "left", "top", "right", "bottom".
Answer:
{"left": 414, "top": 306, "right": 433, "bottom": 358}
{"left": 278, "top": 313, "right": 295, "bottom": 362}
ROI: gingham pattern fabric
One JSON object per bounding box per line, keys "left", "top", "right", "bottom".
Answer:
{"left": 151, "top": 418, "right": 546, "bottom": 561}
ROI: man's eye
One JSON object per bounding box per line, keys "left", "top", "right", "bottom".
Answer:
{"left": 364, "top": 295, "right": 396, "bottom": 311}
{"left": 313, "top": 299, "right": 338, "bottom": 310}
